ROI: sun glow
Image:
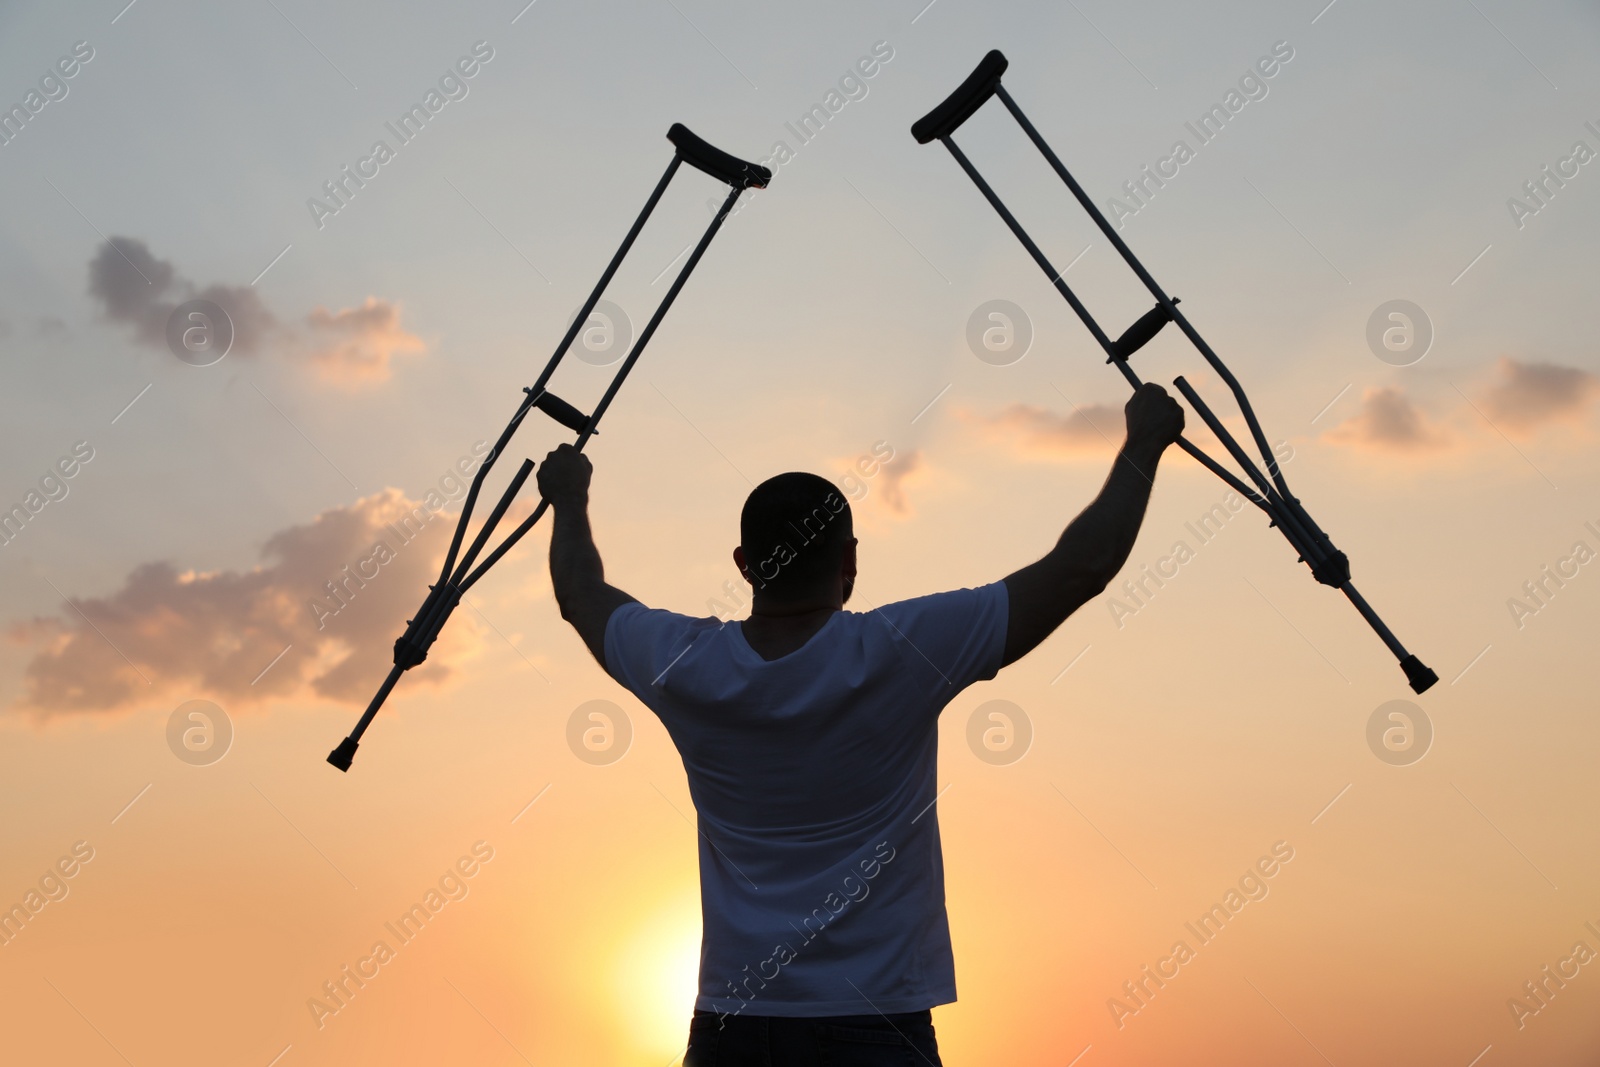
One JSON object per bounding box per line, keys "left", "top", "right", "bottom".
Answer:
{"left": 612, "top": 899, "right": 703, "bottom": 1062}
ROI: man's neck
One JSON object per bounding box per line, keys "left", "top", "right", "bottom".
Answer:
{"left": 739, "top": 600, "right": 839, "bottom": 661}
{"left": 748, "top": 598, "right": 840, "bottom": 620}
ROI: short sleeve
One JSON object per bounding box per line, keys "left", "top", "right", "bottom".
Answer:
{"left": 871, "top": 581, "right": 1009, "bottom": 695}
{"left": 602, "top": 602, "right": 704, "bottom": 702}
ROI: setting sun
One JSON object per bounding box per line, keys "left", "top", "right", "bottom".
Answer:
{"left": 613, "top": 898, "right": 704, "bottom": 1061}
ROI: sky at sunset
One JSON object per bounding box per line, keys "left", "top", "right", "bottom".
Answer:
{"left": 2, "top": 0, "right": 1598, "bottom": 1064}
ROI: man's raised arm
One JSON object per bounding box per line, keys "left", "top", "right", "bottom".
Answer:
{"left": 1001, "top": 383, "right": 1185, "bottom": 667}
{"left": 537, "top": 444, "right": 638, "bottom": 670}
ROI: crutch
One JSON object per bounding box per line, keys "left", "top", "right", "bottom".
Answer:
{"left": 912, "top": 51, "right": 1437, "bottom": 694}
{"left": 327, "top": 125, "right": 772, "bottom": 771}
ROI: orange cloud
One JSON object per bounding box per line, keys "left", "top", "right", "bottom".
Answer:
{"left": 967, "top": 402, "right": 1122, "bottom": 459}
{"left": 1481, "top": 357, "right": 1599, "bottom": 434}
{"left": 305, "top": 297, "right": 426, "bottom": 385}
{"left": 7, "top": 490, "right": 483, "bottom": 717}
{"left": 1323, "top": 387, "right": 1451, "bottom": 453}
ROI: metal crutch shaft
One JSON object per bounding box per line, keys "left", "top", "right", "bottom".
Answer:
{"left": 433, "top": 155, "right": 686, "bottom": 612}
{"left": 910, "top": 51, "right": 1437, "bottom": 693}
{"left": 946, "top": 125, "right": 1332, "bottom": 580}
{"left": 460, "top": 181, "right": 747, "bottom": 591}
{"left": 940, "top": 133, "right": 1283, "bottom": 518}
{"left": 994, "top": 84, "right": 1293, "bottom": 497}
{"left": 328, "top": 127, "right": 772, "bottom": 770}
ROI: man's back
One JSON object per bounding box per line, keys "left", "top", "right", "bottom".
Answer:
{"left": 603, "top": 582, "right": 1009, "bottom": 1019}
{"left": 535, "top": 386, "right": 1182, "bottom": 1060}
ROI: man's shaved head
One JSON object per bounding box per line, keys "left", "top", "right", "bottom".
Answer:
{"left": 739, "top": 472, "right": 854, "bottom": 599}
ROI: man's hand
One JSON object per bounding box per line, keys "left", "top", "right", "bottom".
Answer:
{"left": 1124, "top": 382, "right": 1185, "bottom": 460}
{"left": 537, "top": 443, "right": 592, "bottom": 509}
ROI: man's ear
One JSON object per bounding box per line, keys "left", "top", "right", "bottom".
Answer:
{"left": 733, "top": 546, "right": 754, "bottom": 586}
{"left": 842, "top": 537, "right": 858, "bottom": 580}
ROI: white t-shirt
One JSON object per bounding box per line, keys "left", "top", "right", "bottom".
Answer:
{"left": 603, "top": 581, "right": 1010, "bottom": 1019}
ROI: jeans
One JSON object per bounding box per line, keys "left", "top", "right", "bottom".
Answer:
{"left": 683, "top": 1008, "right": 943, "bottom": 1066}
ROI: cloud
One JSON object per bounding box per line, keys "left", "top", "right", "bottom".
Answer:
{"left": 1481, "top": 357, "right": 1599, "bottom": 434}
{"left": 968, "top": 402, "right": 1123, "bottom": 459}
{"left": 1323, "top": 387, "right": 1451, "bottom": 453}
{"left": 86, "top": 237, "right": 420, "bottom": 385}
{"left": 7, "top": 490, "right": 487, "bottom": 717}
{"left": 87, "top": 237, "right": 176, "bottom": 343}
{"left": 88, "top": 237, "right": 274, "bottom": 354}
{"left": 874, "top": 449, "right": 924, "bottom": 517}
{"left": 305, "top": 297, "right": 426, "bottom": 385}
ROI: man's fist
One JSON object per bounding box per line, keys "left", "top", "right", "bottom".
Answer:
{"left": 537, "top": 443, "right": 592, "bottom": 507}
{"left": 1124, "top": 382, "right": 1185, "bottom": 455}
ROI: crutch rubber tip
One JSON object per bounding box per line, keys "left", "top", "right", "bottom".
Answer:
{"left": 327, "top": 737, "right": 359, "bottom": 772}
{"left": 1400, "top": 655, "right": 1438, "bottom": 695}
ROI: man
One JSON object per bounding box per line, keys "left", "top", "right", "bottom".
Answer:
{"left": 536, "top": 382, "right": 1184, "bottom": 1065}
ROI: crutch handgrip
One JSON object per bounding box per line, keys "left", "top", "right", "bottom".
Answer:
{"left": 1111, "top": 298, "right": 1180, "bottom": 362}
{"left": 530, "top": 389, "right": 595, "bottom": 435}
{"left": 667, "top": 124, "right": 772, "bottom": 189}
{"left": 911, "top": 49, "right": 1009, "bottom": 144}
